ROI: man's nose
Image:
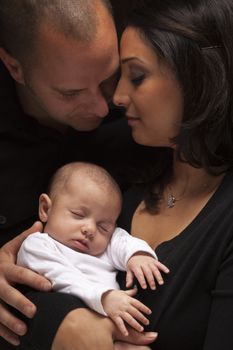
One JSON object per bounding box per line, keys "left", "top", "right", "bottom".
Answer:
{"left": 92, "top": 88, "right": 109, "bottom": 118}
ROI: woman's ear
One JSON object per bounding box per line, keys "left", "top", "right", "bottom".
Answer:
{"left": 0, "top": 47, "right": 25, "bottom": 84}
{"left": 39, "top": 194, "right": 52, "bottom": 223}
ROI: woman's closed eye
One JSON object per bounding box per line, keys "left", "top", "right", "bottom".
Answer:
{"left": 131, "top": 74, "right": 145, "bottom": 86}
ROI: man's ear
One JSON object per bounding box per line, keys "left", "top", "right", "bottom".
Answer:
{"left": 0, "top": 47, "right": 25, "bottom": 84}
{"left": 39, "top": 194, "right": 52, "bottom": 223}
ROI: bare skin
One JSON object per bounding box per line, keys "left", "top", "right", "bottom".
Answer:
{"left": 0, "top": 222, "right": 52, "bottom": 346}
{"left": 51, "top": 308, "right": 157, "bottom": 350}
{"left": 114, "top": 343, "right": 150, "bottom": 350}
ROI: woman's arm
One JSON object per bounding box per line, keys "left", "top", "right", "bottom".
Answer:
{"left": 51, "top": 308, "right": 157, "bottom": 350}
{"left": 0, "top": 222, "right": 51, "bottom": 346}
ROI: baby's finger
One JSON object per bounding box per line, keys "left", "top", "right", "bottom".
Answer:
{"left": 125, "top": 288, "right": 138, "bottom": 298}
{"left": 141, "top": 265, "right": 156, "bottom": 290}
{"left": 151, "top": 265, "right": 165, "bottom": 285}
{"left": 126, "top": 270, "right": 134, "bottom": 288}
{"left": 127, "top": 305, "right": 150, "bottom": 326}
{"left": 154, "top": 261, "right": 170, "bottom": 273}
{"left": 133, "top": 268, "right": 147, "bottom": 289}
{"left": 131, "top": 298, "right": 152, "bottom": 315}
{"left": 114, "top": 316, "right": 129, "bottom": 336}
{"left": 122, "top": 312, "right": 144, "bottom": 333}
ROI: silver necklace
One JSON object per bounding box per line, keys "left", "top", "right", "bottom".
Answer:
{"left": 167, "top": 193, "right": 177, "bottom": 208}
{"left": 167, "top": 186, "right": 183, "bottom": 208}
{"left": 167, "top": 181, "right": 210, "bottom": 208}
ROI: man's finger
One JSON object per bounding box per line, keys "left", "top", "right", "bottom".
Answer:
{"left": 0, "top": 321, "right": 21, "bottom": 346}
{"left": 0, "top": 283, "right": 36, "bottom": 318}
{"left": 4, "top": 264, "right": 51, "bottom": 291}
{"left": 0, "top": 302, "right": 27, "bottom": 336}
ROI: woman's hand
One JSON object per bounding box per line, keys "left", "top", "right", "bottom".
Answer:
{"left": 114, "top": 342, "right": 151, "bottom": 350}
{"left": 0, "top": 221, "right": 52, "bottom": 346}
{"left": 52, "top": 308, "right": 157, "bottom": 350}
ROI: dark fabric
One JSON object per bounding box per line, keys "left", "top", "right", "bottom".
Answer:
{"left": 118, "top": 172, "right": 233, "bottom": 350}
{"left": 20, "top": 292, "right": 86, "bottom": 350}
{"left": 0, "top": 61, "right": 68, "bottom": 242}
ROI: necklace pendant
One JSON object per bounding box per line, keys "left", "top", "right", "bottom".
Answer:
{"left": 167, "top": 194, "right": 176, "bottom": 208}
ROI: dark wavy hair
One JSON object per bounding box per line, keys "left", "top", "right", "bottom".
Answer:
{"left": 125, "top": 0, "right": 233, "bottom": 212}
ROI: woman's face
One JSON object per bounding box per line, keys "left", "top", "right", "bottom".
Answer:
{"left": 113, "top": 27, "right": 184, "bottom": 147}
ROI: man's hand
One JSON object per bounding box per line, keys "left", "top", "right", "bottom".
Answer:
{"left": 102, "top": 288, "right": 151, "bottom": 337}
{"left": 126, "top": 253, "right": 170, "bottom": 290}
{"left": 0, "top": 222, "right": 52, "bottom": 346}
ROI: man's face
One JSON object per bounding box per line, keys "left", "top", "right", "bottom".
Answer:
{"left": 20, "top": 9, "right": 119, "bottom": 131}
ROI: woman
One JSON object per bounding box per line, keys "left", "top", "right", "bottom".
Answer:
{"left": 113, "top": 0, "right": 233, "bottom": 349}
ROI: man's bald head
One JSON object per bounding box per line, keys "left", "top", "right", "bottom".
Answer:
{"left": 0, "top": 0, "right": 112, "bottom": 62}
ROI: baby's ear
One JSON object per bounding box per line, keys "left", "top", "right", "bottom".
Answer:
{"left": 39, "top": 193, "right": 52, "bottom": 223}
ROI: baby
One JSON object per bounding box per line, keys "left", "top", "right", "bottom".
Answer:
{"left": 17, "top": 162, "right": 169, "bottom": 337}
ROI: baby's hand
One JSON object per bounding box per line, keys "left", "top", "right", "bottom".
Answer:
{"left": 102, "top": 288, "right": 151, "bottom": 336}
{"left": 126, "top": 253, "right": 169, "bottom": 290}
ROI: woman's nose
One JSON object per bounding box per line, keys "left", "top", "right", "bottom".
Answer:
{"left": 113, "top": 86, "right": 130, "bottom": 108}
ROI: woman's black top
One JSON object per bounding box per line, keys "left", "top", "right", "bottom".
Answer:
{"left": 117, "top": 171, "right": 233, "bottom": 350}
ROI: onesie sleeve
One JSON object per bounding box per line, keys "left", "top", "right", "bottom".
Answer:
{"left": 107, "top": 227, "right": 157, "bottom": 270}
{"left": 203, "top": 237, "right": 233, "bottom": 350}
{"left": 17, "top": 233, "right": 110, "bottom": 315}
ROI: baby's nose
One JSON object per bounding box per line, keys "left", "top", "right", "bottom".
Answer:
{"left": 81, "top": 225, "right": 95, "bottom": 239}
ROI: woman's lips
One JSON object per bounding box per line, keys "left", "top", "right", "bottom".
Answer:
{"left": 126, "top": 115, "right": 140, "bottom": 126}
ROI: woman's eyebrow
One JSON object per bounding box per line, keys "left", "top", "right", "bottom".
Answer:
{"left": 121, "top": 57, "right": 145, "bottom": 64}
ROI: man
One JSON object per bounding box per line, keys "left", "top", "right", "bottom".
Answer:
{"left": 0, "top": 0, "right": 119, "bottom": 241}
{"left": 0, "top": 1, "right": 155, "bottom": 349}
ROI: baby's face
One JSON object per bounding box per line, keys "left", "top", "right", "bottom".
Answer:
{"left": 43, "top": 176, "right": 121, "bottom": 256}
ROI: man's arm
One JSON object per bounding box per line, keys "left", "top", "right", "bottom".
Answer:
{"left": 0, "top": 222, "right": 51, "bottom": 346}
